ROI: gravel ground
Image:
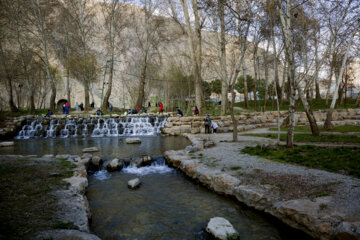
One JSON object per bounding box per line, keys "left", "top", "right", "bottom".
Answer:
{"left": 189, "top": 132, "right": 360, "bottom": 218}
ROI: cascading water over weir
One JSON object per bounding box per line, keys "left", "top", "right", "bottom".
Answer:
{"left": 15, "top": 116, "right": 167, "bottom": 139}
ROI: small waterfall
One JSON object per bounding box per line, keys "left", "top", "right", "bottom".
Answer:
{"left": 122, "top": 157, "right": 173, "bottom": 175}
{"left": 16, "top": 119, "right": 43, "bottom": 139}
{"left": 15, "top": 116, "right": 167, "bottom": 139}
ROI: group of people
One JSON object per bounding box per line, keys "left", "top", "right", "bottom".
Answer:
{"left": 75, "top": 102, "right": 84, "bottom": 111}
{"left": 176, "top": 106, "right": 218, "bottom": 134}
{"left": 127, "top": 106, "right": 147, "bottom": 115}
{"left": 204, "top": 115, "right": 218, "bottom": 134}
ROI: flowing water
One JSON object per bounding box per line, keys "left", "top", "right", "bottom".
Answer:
{"left": 15, "top": 116, "right": 166, "bottom": 139}
{"left": 88, "top": 158, "right": 312, "bottom": 240}
{"left": 5, "top": 117, "right": 313, "bottom": 239}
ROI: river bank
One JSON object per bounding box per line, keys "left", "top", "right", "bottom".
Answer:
{"left": 164, "top": 133, "right": 360, "bottom": 240}
{"left": 0, "top": 153, "right": 100, "bottom": 239}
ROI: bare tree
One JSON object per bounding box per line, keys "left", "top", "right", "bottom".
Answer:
{"left": 29, "top": 0, "right": 57, "bottom": 111}
{"left": 133, "top": 0, "right": 165, "bottom": 108}
{"left": 324, "top": 19, "right": 360, "bottom": 129}
{"left": 278, "top": 0, "right": 297, "bottom": 147}
{"left": 180, "top": 0, "right": 204, "bottom": 113}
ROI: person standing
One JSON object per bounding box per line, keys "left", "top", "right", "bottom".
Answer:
{"left": 65, "top": 102, "right": 70, "bottom": 114}
{"left": 194, "top": 106, "right": 199, "bottom": 115}
{"left": 75, "top": 102, "right": 79, "bottom": 111}
{"left": 110, "top": 104, "right": 113, "bottom": 113}
{"left": 204, "top": 115, "right": 212, "bottom": 134}
{"left": 159, "top": 103, "right": 164, "bottom": 113}
{"left": 62, "top": 104, "right": 66, "bottom": 114}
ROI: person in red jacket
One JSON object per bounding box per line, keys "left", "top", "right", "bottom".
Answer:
{"left": 159, "top": 103, "right": 164, "bottom": 113}
{"left": 136, "top": 106, "right": 140, "bottom": 112}
{"left": 65, "top": 102, "right": 70, "bottom": 114}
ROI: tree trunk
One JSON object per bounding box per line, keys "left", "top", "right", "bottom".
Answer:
{"left": 253, "top": 52, "right": 258, "bottom": 111}
{"left": 297, "top": 85, "right": 320, "bottom": 136}
{"left": 263, "top": 40, "right": 270, "bottom": 110}
{"left": 191, "top": 0, "right": 203, "bottom": 114}
{"left": 279, "top": 0, "right": 296, "bottom": 148}
{"left": 221, "top": 80, "right": 227, "bottom": 114}
{"left": 271, "top": 28, "right": 282, "bottom": 104}
{"left": 280, "top": 62, "right": 286, "bottom": 106}
{"left": 0, "top": 42, "right": 18, "bottom": 112}
{"left": 242, "top": 59, "right": 248, "bottom": 108}
{"left": 102, "top": 1, "right": 116, "bottom": 112}
{"left": 218, "top": 0, "right": 228, "bottom": 116}
{"left": 314, "top": 28, "right": 321, "bottom": 99}
{"left": 103, "top": 61, "right": 114, "bottom": 111}
{"left": 84, "top": 81, "right": 90, "bottom": 111}
{"left": 66, "top": 69, "right": 71, "bottom": 106}
{"left": 29, "top": 94, "right": 35, "bottom": 114}
{"left": 230, "top": 86, "right": 238, "bottom": 142}
{"left": 136, "top": 58, "right": 147, "bottom": 108}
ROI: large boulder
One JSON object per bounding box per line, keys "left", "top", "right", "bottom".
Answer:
{"left": 128, "top": 178, "right": 141, "bottom": 189}
{"left": 104, "top": 158, "right": 123, "bottom": 172}
{"left": 82, "top": 147, "right": 99, "bottom": 153}
{"left": 91, "top": 156, "right": 102, "bottom": 167}
{"left": 125, "top": 138, "right": 141, "bottom": 144}
{"left": 206, "top": 217, "right": 239, "bottom": 240}
{"left": 0, "top": 141, "right": 14, "bottom": 147}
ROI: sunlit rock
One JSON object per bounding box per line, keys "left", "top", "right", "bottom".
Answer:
{"left": 206, "top": 217, "right": 239, "bottom": 240}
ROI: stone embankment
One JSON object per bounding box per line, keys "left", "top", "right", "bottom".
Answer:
{"left": 162, "top": 109, "right": 360, "bottom": 135}
{"left": 1, "top": 109, "right": 359, "bottom": 139}
{"left": 164, "top": 133, "right": 360, "bottom": 240}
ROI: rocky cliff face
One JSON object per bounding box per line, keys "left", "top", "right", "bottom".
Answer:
{"left": 41, "top": 3, "right": 286, "bottom": 109}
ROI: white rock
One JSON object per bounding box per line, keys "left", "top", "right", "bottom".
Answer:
{"left": 104, "top": 158, "right": 123, "bottom": 172}
{"left": 206, "top": 217, "right": 239, "bottom": 240}
{"left": 128, "top": 178, "right": 141, "bottom": 189}
{"left": 125, "top": 138, "right": 142, "bottom": 144}
{"left": 82, "top": 147, "right": 99, "bottom": 153}
{"left": 42, "top": 154, "right": 54, "bottom": 158}
{"left": 0, "top": 141, "right": 14, "bottom": 147}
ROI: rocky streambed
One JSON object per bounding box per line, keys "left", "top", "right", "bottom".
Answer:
{"left": 164, "top": 133, "right": 360, "bottom": 240}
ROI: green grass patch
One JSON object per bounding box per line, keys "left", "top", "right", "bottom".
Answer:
{"left": 269, "top": 125, "right": 360, "bottom": 133}
{"left": 243, "top": 133, "right": 360, "bottom": 143}
{"left": 230, "top": 166, "right": 242, "bottom": 171}
{"left": 234, "top": 98, "right": 358, "bottom": 112}
{"left": 242, "top": 145, "right": 360, "bottom": 178}
{"left": 0, "top": 158, "right": 76, "bottom": 239}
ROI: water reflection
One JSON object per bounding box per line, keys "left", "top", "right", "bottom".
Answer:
{"left": 0, "top": 136, "right": 190, "bottom": 159}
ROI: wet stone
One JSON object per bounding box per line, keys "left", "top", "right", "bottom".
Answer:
{"left": 82, "top": 147, "right": 99, "bottom": 153}
{"left": 125, "top": 138, "right": 142, "bottom": 144}
{"left": 128, "top": 178, "right": 141, "bottom": 189}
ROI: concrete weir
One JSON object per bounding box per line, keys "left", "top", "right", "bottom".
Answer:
{"left": 164, "top": 133, "right": 360, "bottom": 240}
